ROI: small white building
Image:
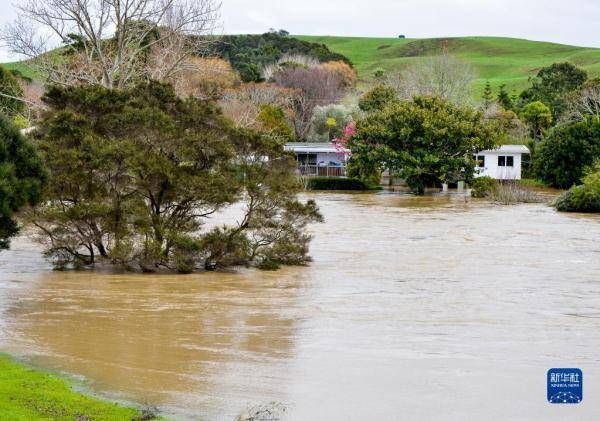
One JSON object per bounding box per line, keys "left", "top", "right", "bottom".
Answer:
{"left": 474, "top": 145, "right": 530, "bottom": 180}
{"left": 284, "top": 143, "right": 349, "bottom": 177}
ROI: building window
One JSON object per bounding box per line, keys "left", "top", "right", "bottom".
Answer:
{"left": 297, "top": 153, "right": 317, "bottom": 166}
{"left": 498, "top": 156, "right": 515, "bottom": 167}
{"left": 476, "top": 155, "right": 485, "bottom": 168}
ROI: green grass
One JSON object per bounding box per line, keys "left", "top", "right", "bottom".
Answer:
{"left": 0, "top": 354, "right": 155, "bottom": 421}
{"left": 296, "top": 35, "right": 600, "bottom": 98}
{"left": 1, "top": 61, "right": 39, "bottom": 81}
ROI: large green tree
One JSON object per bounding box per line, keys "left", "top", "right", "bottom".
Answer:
{"left": 535, "top": 117, "right": 600, "bottom": 189}
{"left": 0, "top": 115, "right": 46, "bottom": 250}
{"left": 33, "top": 82, "right": 321, "bottom": 271}
{"left": 350, "top": 96, "right": 497, "bottom": 194}
{"left": 520, "top": 62, "right": 587, "bottom": 119}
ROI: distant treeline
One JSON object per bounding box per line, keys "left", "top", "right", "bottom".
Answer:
{"left": 212, "top": 32, "right": 352, "bottom": 82}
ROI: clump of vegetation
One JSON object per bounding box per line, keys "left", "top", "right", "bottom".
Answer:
{"left": 0, "top": 115, "right": 46, "bottom": 250}
{"left": 358, "top": 85, "right": 398, "bottom": 112}
{"left": 351, "top": 96, "right": 497, "bottom": 194}
{"left": 0, "top": 355, "right": 151, "bottom": 420}
{"left": 488, "top": 182, "right": 546, "bottom": 205}
{"left": 309, "top": 104, "right": 355, "bottom": 141}
{"left": 306, "top": 177, "right": 373, "bottom": 191}
{"left": 519, "top": 62, "right": 588, "bottom": 120}
{"left": 470, "top": 176, "right": 497, "bottom": 198}
{"left": 535, "top": 117, "right": 600, "bottom": 188}
{"left": 214, "top": 32, "right": 352, "bottom": 83}
{"left": 554, "top": 168, "right": 600, "bottom": 213}
{"left": 33, "top": 82, "right": 322, "bottom": 272}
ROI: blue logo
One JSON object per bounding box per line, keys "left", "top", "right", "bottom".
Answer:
{"left": 547, "top": 368, "right": 582, "bottom": 404}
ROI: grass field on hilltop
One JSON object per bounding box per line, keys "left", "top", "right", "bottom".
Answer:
{"left": 297, "top": 35, "right": 600, "bottom": 97}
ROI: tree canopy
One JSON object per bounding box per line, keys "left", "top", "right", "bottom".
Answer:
{"left": 350, "top": 96, "right": 497, "bottom": 194}
{"left": 0, "top": 115, "right": 46, "bottom": 250}
{"left": 213, "top": 32, "right": 352, "bottom": 83}
{"left": 33, "top": 82, "right": 321, "bottom": 271}
{"left": 520, "top": 62, "right": 587, "bottom": 119}
{"left": 534, "top": 117, "right": 600, "bottom": 189}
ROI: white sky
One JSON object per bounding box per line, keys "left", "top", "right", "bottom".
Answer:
{"left": 1, "top": 0, "right": 600, "bottom": 62}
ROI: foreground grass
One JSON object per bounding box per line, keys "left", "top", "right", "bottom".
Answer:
{"left": 297, "top": 35, "right": 600, "bottom": 97}
{"left": 0, "top": 354, "right": 152, "bottom": 421}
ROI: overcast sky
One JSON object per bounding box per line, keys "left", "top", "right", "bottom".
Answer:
{"left": 1, "top": 0, "right": 600, "bottom": 62}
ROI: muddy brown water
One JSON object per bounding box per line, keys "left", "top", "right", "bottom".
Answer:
{"left": 1, "top": 192, "right": 600, "bottom": 420}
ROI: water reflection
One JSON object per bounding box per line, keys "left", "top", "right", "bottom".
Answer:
{"left": 1, "top": 192, "right": 600, "bottom": 420}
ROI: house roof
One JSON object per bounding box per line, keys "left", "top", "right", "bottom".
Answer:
{"left": 284, "top": 142, "right": 348, "bottom": 153}
{"left": 478, "top": 145, "right": 530, "bottom": 154}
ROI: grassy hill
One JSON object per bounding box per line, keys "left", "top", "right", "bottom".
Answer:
{"left": 296, "top": 36, "right": 600, "bottom": 98}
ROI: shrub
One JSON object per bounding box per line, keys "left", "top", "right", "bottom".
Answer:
{"left": 470, "top": 176, "right": 497, "bottom": 197}
{"left": 554, "top": 170, "right": 600, "bottom": 212}
{"left": 489, "top": 183, "right": 546, "bottom": 205}
{"left": 358, "top": 85, "right": 398, "bottom": 112}
{"left": 306, "top": 177, "right": 371, "bottom": 190}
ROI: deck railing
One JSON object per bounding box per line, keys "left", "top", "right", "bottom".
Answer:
{"left": 297, "top": 165, "right": 346, "bottom": 177}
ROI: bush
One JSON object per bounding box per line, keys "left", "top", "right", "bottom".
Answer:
{"left": 554, "top": 170, "right": 600, "bottom": 212}
{"left": 306, "top": 177, "right": 371, "bottom": 190}
{"left": 470, "top": 176, "right": 497, "bottom": 197}
{"left": 358, "top": 85, "right": 398, "bottom": 112}
{"left": 489, "top": 183, "right": 545, "bottom": 205}
{"left": 534, "top": 118, "right": 600, "bottom": 188}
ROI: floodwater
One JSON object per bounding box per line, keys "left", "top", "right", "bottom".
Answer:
{"left": 1, "top": 192, "right": 600, "bottom": 420}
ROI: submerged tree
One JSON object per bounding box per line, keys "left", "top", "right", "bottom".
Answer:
{"left": 0, "top": 115, "right": 46, "bottom": 250}
{"left": 32, "top": 82, "right": 321, "bottom": 271}
{"left": 350, "top": 96, "right": 497, "bottom": 194}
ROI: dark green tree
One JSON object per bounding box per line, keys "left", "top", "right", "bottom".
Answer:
{"left": 534, "top": 117, "right": 600, "bottom": 189}
{"left": 497, "top": 84, "right": 513, "bottom": 110}
{"left": 34, "top": 82, "right": 321, "bottom": 271}
{"left": 358, "top": 85, "right": 398, "bottom": 113}
{"left": 0, "top": 115, "right": 46, "bottom": 250}
{"left": 351, "top": 96, "right": 497, "bottom": 194}
{"left": 520, "top": 62, "right": 587, "bottom": 119}
{"left": 482, "top": 81, "right": 493, "bottom": 109}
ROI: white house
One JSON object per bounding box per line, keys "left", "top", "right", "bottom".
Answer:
{"left": 474, "top": 145, "right": 530, "bottom": 180}
{"left": 284, "top": 143, "right": 349, "bottom": 177}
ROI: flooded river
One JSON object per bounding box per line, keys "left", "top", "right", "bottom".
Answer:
{"left": 1, "top": 192, "right": 600, "bottom": 420}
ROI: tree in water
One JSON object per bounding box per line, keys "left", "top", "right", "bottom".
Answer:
{"left": 0, "top": 115, "right": 46, "bottom": 250}
{"left": 32, "top": 82, "right": 321, "bottom": 271}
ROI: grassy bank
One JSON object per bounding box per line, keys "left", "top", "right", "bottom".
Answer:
{"left": 0, "top": 354, "right": 153, "bottom": 420}
{"left": 296, "top": 35, "right": 600, "bottom": 96}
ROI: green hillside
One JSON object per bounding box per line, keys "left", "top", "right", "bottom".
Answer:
{"left": 296, "top": 36, "right": 600, "bottom": 97}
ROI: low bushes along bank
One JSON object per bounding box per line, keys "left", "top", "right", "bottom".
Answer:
{"left": 470, "top": 176, "right": 545, "bottom": 204}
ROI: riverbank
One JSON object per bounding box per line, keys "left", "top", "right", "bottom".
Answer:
{"left": 0, "top": 354, "right": 156, "bottom": 420}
